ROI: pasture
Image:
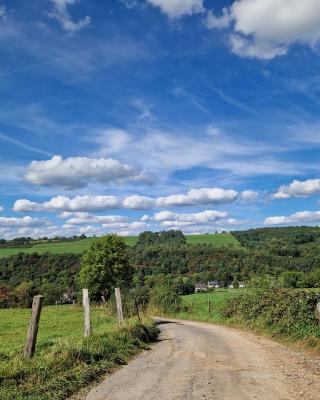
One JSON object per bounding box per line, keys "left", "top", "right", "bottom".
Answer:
{"left": 0, "top": 233, "right": 239, "bottom": 258}
{"left": 0, "top": 305, "right": 113, "bottom": 354}
{"left": 0, "top": 305, "right": 157, "bottom": 400}
{"left": 172, "top": 289, "right": 242, "bottom": 324}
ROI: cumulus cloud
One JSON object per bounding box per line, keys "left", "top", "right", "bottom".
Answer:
{"left": 64, "top": 214, "right": 127, "bottom": 226}
{"left": 49, "top": 0, "right": 90, "bottom": 32}
{"left": 240, "top": 190, "right": 259, "bottom": 201}
{"left": 273, "top": 179, "right": 320, "bottom": 199}
{"left": 14, "top": 187, "right": 243, "bottom": 213}
{"left": 13, "top": 195, "right": 120, "bottom": 213}
{"left": 122, "top": 195, "right": 155, "bottom": 210}
{"left": 155, "top": 188, "right": 238, "bottom": 207}
{"left": 25, "top": 155, "right": 151, "bottom": 189}
{"left": 0, "top": 216, "right": 47, "bottom": 228}
{"left": 147, "top": 0, "right": 204, "bottom": 19}
{"left": 265, "top": 211, "right": 320, "bottom": 226}
{"left": 206, "top": 0, "right": 320, "bottom": 59}
{"left": 154, "top": 209, "right": 228, "bottom": 226}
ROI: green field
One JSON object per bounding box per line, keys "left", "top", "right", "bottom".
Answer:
{"left": 171, "top": 289, "right": 241, "bottom": 324}
{"left": 0, "top": 305, "right": 113, "bottom": 354}
{"left": 0, "top": 306, "right": 157, "bottom": 400}
{"left": 0, "top": 233, "right": 239, "bottom": 258}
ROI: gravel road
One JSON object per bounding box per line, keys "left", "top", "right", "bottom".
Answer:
{"left": 85, "top": 318, "right": 320, "bottom": 400}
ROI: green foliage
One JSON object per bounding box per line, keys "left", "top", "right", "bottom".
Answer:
{"left": 232, "top": 226, "right": 320, "bottom": 249}
{"left": 135, "top": 230, "right": 187, "bottom": 247}
{"left": 79, "top": 235, "right": 133, "bottom": 300}
{"left": 149, "top": 281, "right": 182, "bottom": 313}
{"left": 223, "top": 288, "right": 320, "bottom": 341}
{"left": 280, "top": 271, "right": 306, "bottom": 288}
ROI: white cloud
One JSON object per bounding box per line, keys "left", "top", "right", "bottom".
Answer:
{"left": 154, "top": 209, "right": 228, "bottom": 226}
{"left": 65, "top": 214, "right": 127, "bottom": 226}
{"left": 96, "top": 127, "right": 303, "bottom": 178}
{"left": 13, "top": 195, "right": 120, "bottom": 213}
{"left": 49, "top": 0, "right": 90, "bottom": 32}
{"left": 25, "top": 155, "right": 151, "bottom": 189}
{"left": 14, "top": 186, "right": 243, "bottom": 213}
{"left": 265, "top": 211, "right": 320, "bottom": 226}
{"left": 240, "top": 190, "right": 259, "bottom": 201}
{"left": 205, "top": 8, "right": 230, "bottom": 29}
{"left": 273, "top": 179, "right": 320, "bottom": 199}
{"left": 229, "top": 34, "right": 287, "bottom": 60}
{"left": 0, "top": 216, "right": 47, "bottom": 228}
{"left": 122, "top": 195, "right": 155, "bottom": 210}
{"left": 206, "top": 0, "right": 320, "bottom": 59}
{"left": 155, "top": 188, "right": 238, "bottom": 207}
{"left": 147, "top": 0, "right": 204, "bottom": 19}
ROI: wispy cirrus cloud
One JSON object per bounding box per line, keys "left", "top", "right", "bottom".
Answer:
{"left": 49, "top": 0, "right": 91, "bottom": 33}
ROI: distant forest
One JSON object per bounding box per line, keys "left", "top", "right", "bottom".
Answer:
{"left": 1, "top": 227, "right": 320, "bottom": 308}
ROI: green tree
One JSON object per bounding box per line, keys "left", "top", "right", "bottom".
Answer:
{"left": 79, "top": 235, "right": 133, "bottom": 300}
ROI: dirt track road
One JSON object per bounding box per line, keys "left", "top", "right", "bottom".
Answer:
{"left": 85, "top": 318, "right": 320, "bottom": 400}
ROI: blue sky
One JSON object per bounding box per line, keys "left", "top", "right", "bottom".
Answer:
{"left": 1, "top": 0, "right": 320, "bottom": 238}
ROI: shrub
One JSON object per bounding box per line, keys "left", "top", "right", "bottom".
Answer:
{"left": 149, "top": 283, "right": 182, "bottom": 313}
{"left": 223, "top": 288, "right": 320, "bottom": 340}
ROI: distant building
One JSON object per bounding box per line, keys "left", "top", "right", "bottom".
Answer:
{"left": 195, "top": 283, "right": 208, "bottom": 293}
{"left": 228, "top": 283, "right": 234, "bottom": 289}
{"left": 207, "top": 280, "right": 220, "bottom": 289}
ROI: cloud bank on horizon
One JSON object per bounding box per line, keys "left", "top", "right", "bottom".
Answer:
{"left": 0, "top": 0, "right": 319, "bottom": 239}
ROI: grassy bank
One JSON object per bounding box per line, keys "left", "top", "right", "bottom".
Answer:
{"left": 0, "top": 306, "right": 158, "bottom": 400}
{"left": 0, "top": 233, "right": 239, "bottom": 258}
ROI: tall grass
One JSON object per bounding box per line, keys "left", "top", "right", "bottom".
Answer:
{"left": 0, "top": 306, "right": 158, "bottom": 400}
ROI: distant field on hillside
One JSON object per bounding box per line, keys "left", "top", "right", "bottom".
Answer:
{"left": 0, "top": 233, "right": 239, "bottom": 258}
{"left": 186, "top": 233, "right": 239, "bottom": 246}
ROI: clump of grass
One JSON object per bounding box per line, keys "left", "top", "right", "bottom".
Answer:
{"left": 0, "top": 318, "right": 158, "bottom": 400}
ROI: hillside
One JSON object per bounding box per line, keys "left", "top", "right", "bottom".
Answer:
{"left": 0, "top": 233, "right": 239, "bottom": 258}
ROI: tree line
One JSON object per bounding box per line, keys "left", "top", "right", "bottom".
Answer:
{"left": 1, "top": 227, "right": 320, "bottom": 308}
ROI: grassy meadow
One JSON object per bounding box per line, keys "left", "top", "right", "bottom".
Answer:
{"left": 171, "top": 289, "right": 242, "bottom": 324}
{"left": 0, "top": 233, "right": 239, "bottom": 258}
{"left": 0, "top": 305, "right": 114, "bottom": 354}
{"left": 0, "top": 305, "right": 158, "bottom": 400}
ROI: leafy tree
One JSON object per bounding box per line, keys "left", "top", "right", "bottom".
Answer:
{"left": 280, "top": 271, "right": 305, "bottom": 288}
{"left": 79, "top": 235, "right": 133, "bottom": 300}
{"left": 14, "top": 281, "right": 37, "bottom": 308}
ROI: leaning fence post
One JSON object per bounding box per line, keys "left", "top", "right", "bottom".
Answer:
{"left": 316, "top": 302, "right": 320, "bottom": 321}
{"left": 82, "top": 289, "right": 92, "bottom": 337}
{"left": 24, "top": 295, "right": 44, "bottom": 358}
{"left": 115, "top": 288, "right": 124, "bottom": 325}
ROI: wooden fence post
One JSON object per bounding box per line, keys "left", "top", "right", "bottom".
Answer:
{"left": 24, "top": 295, "right": 44, "bottom": 358}
{"left": 134, "top": 298, "right": 141, "bottom": 323}
{"left": 82, "top": 289, "right": 92, "bottom": 337}
{"left": 115, "top": 288, "right": 124, "bottom": 325}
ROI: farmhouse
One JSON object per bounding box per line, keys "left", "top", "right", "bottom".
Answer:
{"left": 195, "top": 283, "right": 208, "bottom": 293}
{"left": 207, "top": 280, "right": 220, "bottom": 288}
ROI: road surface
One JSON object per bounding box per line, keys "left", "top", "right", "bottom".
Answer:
{"left": 85, "top": 318, "right": 320, "bottom": 400}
